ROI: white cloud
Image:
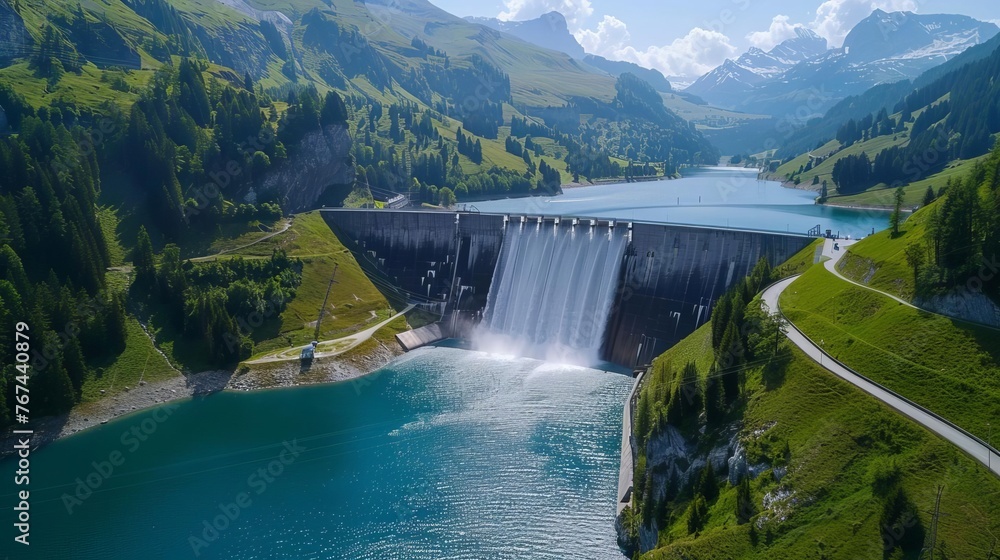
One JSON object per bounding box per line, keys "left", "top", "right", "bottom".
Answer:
{"left": 747, "top": 15, "right": 807, "bottom": 51}
{"left": 575, "top": 15, "right": 630, "bottom": 56}
{"left": 576, "top": 17, "right": 738, "bottom": 77}
{"left": 613, "top": 27, "right": 739, "bottom": 78}
{"left": 498, "top": 0, "right": 593, "bottom": 29}
{"left": 811, "top": 0, "right": 918, "bottom": 47}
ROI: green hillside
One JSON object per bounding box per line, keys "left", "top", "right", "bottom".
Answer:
{"left": 780, "top": 264, "right": 1000, "bottom": 442}
{"left": 639, "top": 332, "right": 1000, "bottom": 560}
{"left": 0, "top": 0, "right": 723, "bottom": 427}
{"left": 838, "top": 145, "right": 1000, "bottom": 304}
{"left": 773, "top": 40, "right": 1000, "bottom": 207}
{"left": 625, "top": 251, "right": 1000, "bottom": 560}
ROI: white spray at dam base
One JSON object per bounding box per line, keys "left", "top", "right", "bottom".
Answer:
{"left": 473, "top": 220, "right": 629, "bottom": 366}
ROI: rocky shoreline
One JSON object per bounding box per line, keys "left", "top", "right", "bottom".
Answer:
{"left": 1, "top": 341, "right": 403, "bottom": 456}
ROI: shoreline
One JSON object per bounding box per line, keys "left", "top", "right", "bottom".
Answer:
{"left": 767, "top": 175, "right": 899, "bottom": 213}
{"left": 562, "top": 175, "right": 675, "bottom": 189}
{"left": 1, "top": 341, "right": 403, "bottom": 456}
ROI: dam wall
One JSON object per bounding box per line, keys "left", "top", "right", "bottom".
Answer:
{"left": 322, "top": 209, "right": 814, "bottom": 368}
{"left": 604, "top": 223, "right": 814, "bottom": 367}
{"left": 322, "top": 210, "right": 504, "bottom": 312}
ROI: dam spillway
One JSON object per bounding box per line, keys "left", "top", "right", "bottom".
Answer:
{"left": 478, "top": 219, "right": 629, "bottom": 365}
{"left": 322, "top": 209, "right": 816, "bottom": 368}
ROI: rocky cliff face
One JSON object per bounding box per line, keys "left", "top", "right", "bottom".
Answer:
{"left": 916, "top": 290, "right": 1000, "bottom": 328}
{"left": 616, "top": 417, "right": 785, "bottom": 555}
{"left": 259, "top": 124, "right": 355, "bottom": 212}
{"left": 465, "top": 12, "right": 586, "bottom": 59}
{"left": 0, "top": 0, "right": 31, "bottom": 63}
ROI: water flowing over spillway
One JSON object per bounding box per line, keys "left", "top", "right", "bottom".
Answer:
{"left": 476, "top": 220, "right": 628, "bottom": 364}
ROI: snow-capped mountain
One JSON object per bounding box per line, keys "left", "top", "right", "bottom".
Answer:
{"left": 739, "top": 28, "right": 829, "bottom": 77}
{"left": 688, "top": 10, "right": 998, "bottom": 116}
{"left": 843, "top": 9, "right": 996, "bottom": 64}
{"left": 685, "top": 28, "right": 827, "bottom": 107}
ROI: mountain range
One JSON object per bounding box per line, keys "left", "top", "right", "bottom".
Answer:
{"left": 465, "top": 11, "right": 675, "bottom": 93}
{"left": 685, "top": 28, "right": 828, "bottom": 108}
{"left": 689, "top": 10, "right": 999, "bottom": 116}
{"left": 466, "top": 11, "right": 586, "bottom": 59}
{"left": 473, "top": 8, "right": 998, "bottom": 120}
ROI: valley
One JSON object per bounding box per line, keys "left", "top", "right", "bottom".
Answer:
{"left": 1, "top": 1, "right": 999, "bottom": 559}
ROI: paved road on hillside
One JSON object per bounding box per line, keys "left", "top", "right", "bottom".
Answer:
{"left": 762, "top": 276, "right": 999, "bottom": 477}
{"left": 822, "top": 238, "right": 1000, "bottom": 331}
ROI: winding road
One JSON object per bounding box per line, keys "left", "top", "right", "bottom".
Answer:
{"left": 245, "top": 304, "right": 416, "bottom": 364}
{"left": 822, "top": 240, "right": 1000, "bottom": 333}
{"left": 762, "top": 242, "right": 999, "bottom": 477}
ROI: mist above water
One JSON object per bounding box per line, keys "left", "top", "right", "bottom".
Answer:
{"left": 474, "top": 220, "right": 628, "bottom": 366}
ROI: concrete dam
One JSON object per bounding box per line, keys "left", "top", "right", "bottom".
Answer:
{"left": 322, "top": 209, "right": 816, "bottom": 368}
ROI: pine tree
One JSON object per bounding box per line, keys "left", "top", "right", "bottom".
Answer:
{"left": 698, "top": 462, "right": 719, "bottom": 502}
{"left": 718, "top": 322, "right": 744, "bottom": 403}
{"left": 63, "top": 337, "right": 88, "bottom": 397}
{"left": 735, "top": 477, "right": 755, "bottom": 524}
{"left": 30, "top": 336, "right": 77, "bottom": 416}
{"left": 889, "top": 186, "right": 905, "bottom": 237}
{"left": 922, "top": 185, "right": 936, "bottom": 207}
{"left": 686, "top": 494, "right": 708, "bottom": 534}
{"left": 704, "top": 373, "right": 725, "bottom": 425}
{"left": 133, "top": 226, "right": 156, "bottom": 289}
{"left": 0, "top": 366, "right": 12, "bottom": 429}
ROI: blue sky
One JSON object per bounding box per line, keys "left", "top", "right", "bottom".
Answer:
{"left": 430, "top": 0, "right": 998, "bottom": 78}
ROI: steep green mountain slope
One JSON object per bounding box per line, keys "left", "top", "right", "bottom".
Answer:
{"left": 771, "top": 38, "right": 1000, "bottom": 205}
{"left": 0, "top": 0, "right": 720, "bottom": 427}
{"left": 835, "top": 145, "right": 1000, "bottom": 307}
{"left": 1, "top": 0, "right": 718, "bottom": 192}
{"left": 622, "top": 253, "right": 1000, "bottom": 560}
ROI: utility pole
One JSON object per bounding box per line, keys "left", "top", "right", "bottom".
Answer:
{"left": 314, "top": 263, "right": 339, "bottom": 341}
{"left": 926, "top": 485, "right": 944, "bottom": 560}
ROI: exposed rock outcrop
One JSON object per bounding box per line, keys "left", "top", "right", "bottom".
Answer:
{"left": 617, "top": 418, "right": 784, "bottom": 556}
{"left": 259, "top": 124, "right": 354, "bottom": 212}
{"left": 0, "top": 0, "right": 31, "bottom": 64}
{"left": 916, "top": 290, "right": 1000, "bottom": 328}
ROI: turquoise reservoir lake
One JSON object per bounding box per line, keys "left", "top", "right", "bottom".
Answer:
{"left": 1, "top": 348, "right": 632, "bottom": 559}
{"left": 473, "top": 167, "right": 890, "bottom": 239}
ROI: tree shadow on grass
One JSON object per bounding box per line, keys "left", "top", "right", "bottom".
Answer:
{"left": 762, "top": 347, "right": 793, "bottom": 391}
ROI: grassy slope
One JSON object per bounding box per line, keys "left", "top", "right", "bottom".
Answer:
{"left": 777, "top": 133, "right": 908, "bottom": 192}
{"left": 217, "top": 211, "right": 407, "bottom": 357}
{"left": 779, "top": 264, "right": 1000, "bottom": 442}
{"left": 80, "top": 318, "right": 180, "bottom": 403}
{"left": 774, "top": 98, "right": 987, "bottom": 207}
{"left": 641, "top": 321, "right": 1000, "bottom": 560}
{"left": 71, "top": 208, "right": 399, "bottom": 405}
{"left": 836, "top": 200, "right": 940, "bottom": 300}
{"left": 830, "top": 155, "right": 989, "bottom": 207}
{"left": 775, "top": 238, "right": 824, "bottom": 279}
{"left": 0, "top": 63, "right": 153, "bottom": 109}
{"left": 319, "top": 0, "right": 616, "bottom": 108}
{"left": 151, "top": 211, "right": 406, "bottom": 368}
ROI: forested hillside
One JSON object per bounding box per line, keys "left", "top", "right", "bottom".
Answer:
{"left": 0, "top": 0, "right": 721, "bottom": 426}
{"left": 772, "top": 39, "right": 1000, "bottom": 206}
